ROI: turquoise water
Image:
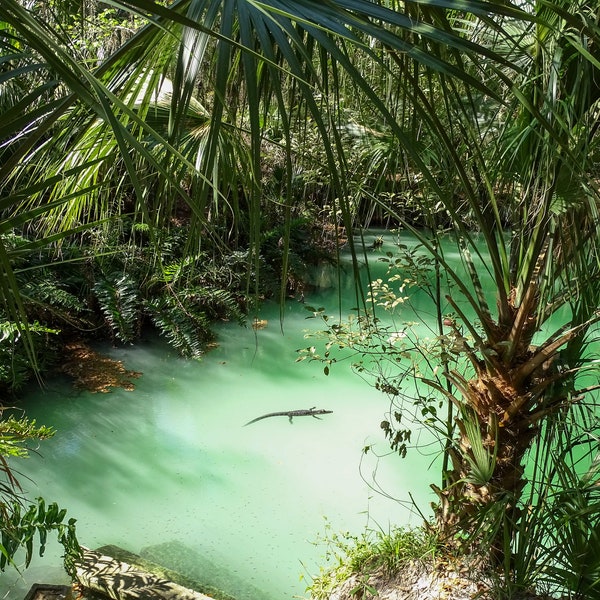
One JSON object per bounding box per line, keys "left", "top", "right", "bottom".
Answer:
{"left": 0, "top": 234, "right": 442, "bottom": 600}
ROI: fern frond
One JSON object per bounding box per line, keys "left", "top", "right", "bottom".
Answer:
{"left": 21, "top": 277, "right": 89, "bottom": 327}
{"left": 144, "top": 294, "right": 210, "bottom": 359}
{"left": 0, "top": 320, "right": 60, "bottom": 391}
{"left": 186, "top": 287, "right": 246, "bottom": 324}
{"left": 161, "top": 255, "right": 201, "bottom": 285}
{"left": 23, "top": 279, "right": 86, "bottom": 312}
{"left": 93, "top": 273, "right": 140, "bottom": 343}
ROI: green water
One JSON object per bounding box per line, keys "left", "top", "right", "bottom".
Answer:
{"left": 0, "top": 234, "right": 442, "bottom": 600}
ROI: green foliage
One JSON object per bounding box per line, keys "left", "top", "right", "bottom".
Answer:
{"left": 143, "top": 251, "right": 248, "bottom": 357}
{"left": 0, "top": 321, "right": 60, "bottom": 392}
{"left": 0, "top": 416, "right": 54, "bottom": 459}
{"left": 22, "top": 278, "right": 87, "bottom": 318}
{"left": 145, "top": 294, "right": 211, "bottom": 359}
{"left": 94, "top": 272, "right": 141, "bottom": 343}
{"left": 3, "top": 0, "right": 600, "bottom": 592}
{"left": 189, "top": 287, "right": 246, "bottom": 325}
{"left": 0, "top": 498, "right": 80, "bottom": 576}
{"left": 0, "top": 224, "right": 256, "bottom": 386}
{"left": 467, "top": 416, "right": 600, "bottom": 599}
{"left": 0, "top": 411, "right": 81, "bottom": 576}
{"left": 460, "top": 408, "right": 497, "bottom": 487}
{"left": 144, "top": 283, "right": 245, "bottom": 359}
{"left": 543, "top": 458, "right": 600, "bottom": 598}
{"left": 308, "top": 520, "right": 438, "bottom": 600}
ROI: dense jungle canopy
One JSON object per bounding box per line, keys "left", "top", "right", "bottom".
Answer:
{"left": 2, "top": 1, "right": 600, "bottom": 598}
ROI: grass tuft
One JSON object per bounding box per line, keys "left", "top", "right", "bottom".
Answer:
{"left": 306, "top": 520, "right": 439, "bottom": 599}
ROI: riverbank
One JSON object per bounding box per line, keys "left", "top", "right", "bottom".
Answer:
{"left": 323, "top": 561, "right": 554, "bottom": 600}
{"left": 306, "top": 525, "right": 558, "bottom": 600}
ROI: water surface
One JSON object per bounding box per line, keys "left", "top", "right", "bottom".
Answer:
{"left": 0, "top": 235, "right": 441, "bottom": 599}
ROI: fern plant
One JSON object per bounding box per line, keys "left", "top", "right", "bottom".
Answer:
{"left": 144, "top": 294, "right": 211, "bottom": 359}
{"left": 4, "top": 234, "right": 90, "bottom": 326}
{"left": 21, "top": 275, "right": 89, "bottom": 327}
{"left": 93, "top": 272, "right": 141, "bottom": 343}
{"left": 145, "top": 279, "right": 247, "bottom": 358}
{"left": 0, "top": 320, "right": 59, "bottom": 392}
{"left": 187, "top": 287, "right": 246, "bottom": 324}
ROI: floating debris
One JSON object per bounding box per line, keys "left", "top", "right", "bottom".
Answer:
{"left": 61, "top": 342, "right": 142, "bottom": 393}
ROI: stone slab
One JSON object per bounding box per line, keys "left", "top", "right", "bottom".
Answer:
{"left": 75, "top": 548, "right": 215, "bottom": 600}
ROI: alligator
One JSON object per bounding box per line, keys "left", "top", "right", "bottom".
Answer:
{"left": 243, "top": 407, "right": 333, "bottom": 426}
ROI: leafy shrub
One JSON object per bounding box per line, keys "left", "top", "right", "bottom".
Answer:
{"left": 0, "top": 414, "right": 81, "bottom": 575}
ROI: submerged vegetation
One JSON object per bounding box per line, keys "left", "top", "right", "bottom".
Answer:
{"left": 1, "top": 0, "right": 600, "bottom": 597}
